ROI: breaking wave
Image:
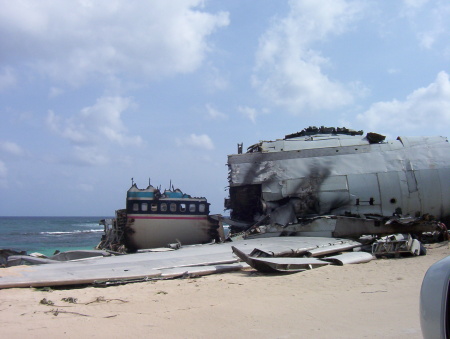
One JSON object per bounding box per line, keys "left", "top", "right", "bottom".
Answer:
{"left": 40, "top": 229, "right": 103, "bottom": 235}
{"left": 74, "top": 223, "right": 101, "bottom": 228}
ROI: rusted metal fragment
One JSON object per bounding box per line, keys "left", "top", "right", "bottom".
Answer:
{"left": 366, "top": 132, "right": 386, "bottom": 144}
{"left": 322, "top": 252, "right": 374, "bottom": 265}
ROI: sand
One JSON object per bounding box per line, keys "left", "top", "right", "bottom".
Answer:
{"left": 0, "top": 242, "right": 449, "bottom": 339}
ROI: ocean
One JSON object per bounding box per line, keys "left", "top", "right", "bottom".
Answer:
{"left": 0, "top": 216, "right": 110, "bottom": 257}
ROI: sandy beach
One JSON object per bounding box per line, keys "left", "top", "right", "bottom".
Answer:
{"left": 1, "top": 242, "right": 448, "bottom": 339}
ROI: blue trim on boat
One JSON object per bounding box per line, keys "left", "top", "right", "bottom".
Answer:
{"left": 163, "top": 191, "right": 191, "bottom": 198}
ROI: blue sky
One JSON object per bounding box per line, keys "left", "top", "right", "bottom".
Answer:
{"left": 1, "top": 0, "right": 449, "bottom": 216}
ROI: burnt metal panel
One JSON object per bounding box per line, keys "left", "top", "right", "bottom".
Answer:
{"left": 316, "top": 175, "right": 350, "bottom": 215}
{"left": 228, "top": 184, "right": 262, "bottom": 222}
{"left": 261, "top": 180, "right": 284, "bottom": 201}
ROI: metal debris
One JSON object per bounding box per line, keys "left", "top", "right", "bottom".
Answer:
{"left": 372, "top": 234, "right": 425, "bottom": 257}
{"left": 322, "top": 252, "right": 374, "bottom": 265}
{"left": 232, "top": 246, "right": 329, "bottom": 273}
{"left": 4, "top": 250, "right": 113, "bottom": 267}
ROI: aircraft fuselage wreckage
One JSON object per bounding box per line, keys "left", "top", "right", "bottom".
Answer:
{"left": 225, "top": 127, "right": 450, "bottom": 239}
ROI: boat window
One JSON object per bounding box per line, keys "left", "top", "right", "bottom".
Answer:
{"left": 170, "top": 203, "right": 177, "bottom": 212}
{"left": 141, "top": 203, "right": 148, "bottom": 212}
{"left": 179, "top": 203, "right": 186, "bottom": 212}
{"left": 189, "top": 204, "right": 196, "bottom": 213}
{"left": 151, "top": 203, "right": 158, "bottom": 212}
{"left": 133, "top": 203, "right": 139, "bottom": 212}
{"left": 160, "top": 203, "right": 167, "bottom": 212}
{"left": 199, "top": 204, "right": 205, "bottom": 213}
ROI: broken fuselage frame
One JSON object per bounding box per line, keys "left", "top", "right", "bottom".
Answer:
{"left": 225, "top": 127, "right": 450, "bottom": 237}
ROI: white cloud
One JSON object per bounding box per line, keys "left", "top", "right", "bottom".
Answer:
{"left": 205, "top": 65, "right": 229, "bottom": 92}
{"left": 387, "top": 68, "right": 400, "bottom": 75}
{"left": 205, "top": 104, "right": 227, "bottom": 120}
{"left": 180, "top": 134, "right": 214, "bottom": 150}
{"left": 402, "top": 0, "right": 430, "bottom": 9}
{"left": 252, "top": 0, "right": 363, "bottom": 113}
{"left": 0, "top": 67, "right": 17, "bottom": 91}
{"left": 357, "top": 71, "right": 450, "bottom": 132}
{"left": 47, "top": 96, "right": 142, "bottom": 165}
{"left": 400, "top": 1, "right": 450, "bottom": 51}
{"left": 238, "top": 106, "right": 258, "bottom": 123}
{"left": 0, "top": 141, "right": 24, "bottom": 156}
{"left": 49, "top": 87, "right": 64, "bottom": 98}
{"left": 73, "top": 146, "right": 110, "bottom": 166}
{"left": 0, "top": 1, "right": 229, "bottom": 85}
{"left": 48, "top": 96, "right": 141, "bottom": 146}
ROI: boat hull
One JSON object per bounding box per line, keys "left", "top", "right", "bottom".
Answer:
{"left": 124, "top": 214, "right": 214, "bottom": 250}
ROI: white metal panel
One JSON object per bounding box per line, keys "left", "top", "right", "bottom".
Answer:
{"left": 438, "top": 168, "right": 450, "bottom": 217}
{"left": 318, "top": 191, "right": 351, "bottom": 214}
{"left": 399, "top": 136, "right": 447, "bottom": 147}
{"left": 282, "top": 178, "right": 304, "bottom": 196}
{"left": 317, "top": 175, "right": 350, "bottom": 214}
{"left": 319, "top": 175, "right": 348, "bottom": 192}
{"left": 261, "top": 140, "right": 284, "bottom": 152}
{"left": 262, "top": 180, "right": 284, "bottom": 201}
{"left": 397, "top": 171, "right": 422, "bottom": 216}
{"left": 377, "top": 171, "right": 403, "bottom": 216}
{"left": 282, "top": 138, "right": 341, "bottom": 151}
{"left": 338, "top": 138, "right": 370, "bottom": 147}
{"left": 415, "top": 169, "right": 443, "bottom": 217}
{"left": 347, "top": 173, "right": 381, "bottom": 215}
{"left": 386, "top": 140, "right": 405, "bottom": 150}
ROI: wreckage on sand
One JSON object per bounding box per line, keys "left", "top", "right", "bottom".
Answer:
{"left": 0, "top": 127, "right": 449, "bottom": 289}
{"left": 98, "top": 126, "right": 450, "bottom": 253}
{"left": 225, "top": 126, "right": 450, "bottom": 240}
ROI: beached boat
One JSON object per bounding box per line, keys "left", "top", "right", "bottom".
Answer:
{"left": 98, "top": 183, "right": 221, "bottom": 252}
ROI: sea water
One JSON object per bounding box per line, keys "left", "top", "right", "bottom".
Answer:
{"left": 0, "top": 216, "right": 110, "bottom": 257}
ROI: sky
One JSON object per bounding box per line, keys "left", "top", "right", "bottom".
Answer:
{"left": 1, "top": 0, "right": 449, "bottom": 216}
